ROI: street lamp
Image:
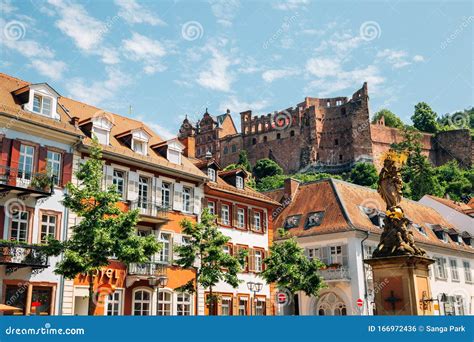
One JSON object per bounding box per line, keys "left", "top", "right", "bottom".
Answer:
{"left": 155, "top": 275, "right": 168, "bottom": 316}
{"left": 246, "top": 281, "right": 263, "bottom": 316}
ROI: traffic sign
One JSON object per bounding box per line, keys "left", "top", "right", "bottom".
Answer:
{"left": 357, "top": 298, "right": 364, "bottom": 307}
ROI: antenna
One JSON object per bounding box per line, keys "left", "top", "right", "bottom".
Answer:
{"left": 128, "top": 105, "right": 133, "bottom": 116}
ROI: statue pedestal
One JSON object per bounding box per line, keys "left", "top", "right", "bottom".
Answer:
{"left": 364, "top": 256, "right": 435, "bottom": 315}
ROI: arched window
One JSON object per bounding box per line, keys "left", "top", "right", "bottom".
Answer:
{"left": 133, "top": 289, "right": 151, "bottom": 316}
{"left": 316, "top": 292, "right": 347, "bottom": 316}
{"left": 176, "top": 293, "right": 192, "bottom": 316}
{"left": 158, "top": 290, "right": 173, "bottom": 316}
{"left": 252, "top": 138, "right": 257, "bottom": 145}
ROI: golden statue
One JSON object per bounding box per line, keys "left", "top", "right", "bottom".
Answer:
{"left": 373, "top": 151, "right": 426, "bottom": 258}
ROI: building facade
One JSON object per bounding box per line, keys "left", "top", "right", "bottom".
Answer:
{"left": 194, "top": 159, "right": 279, "bottom": 315}
{"left": 265, "top": 178, "right": 474, "bottom": 316}
{"left": 0, "top": 74, "right": 83, "bottom": 315}
{"left": 179, "top": 84, "right": 472, "bottom": 174}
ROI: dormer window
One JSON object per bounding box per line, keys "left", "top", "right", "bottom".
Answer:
{"left": 33, "top": 94, "right": 52, "bottom": 116}
{"left": 208, "top": 168, "right": 216, "bottom": 182}
{"left": 236, "top": 176, "right": 243, "bottom": 189}
{"left": 151, "top": 138, "right": 184, "bottom": 165}
{"left": 92, "top": 127, "right": 109, "bottom": 145}
{"left": 168, "top": 148, "right": 181, "bottom": 164}
{"left": 132, "top": 139, "right": 146, "bottom": 155}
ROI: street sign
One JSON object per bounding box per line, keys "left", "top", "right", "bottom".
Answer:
{"left": 357, "top": 298, "right": 364, "bottom": 307}
{"left": 277, "top": 292, "right": 287, "bottom": 304}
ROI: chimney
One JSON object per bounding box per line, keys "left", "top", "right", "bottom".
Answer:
{"left": 179, "top": 136, "right": 195, "bottom": 158}
{"left": 284, "top": 178, "right": 299, "bottom": 199}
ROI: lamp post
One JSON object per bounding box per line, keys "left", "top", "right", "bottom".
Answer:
{"left": 246, "top": 281, "right": 263, "bottom": 316}
{"left": 149, "top": 275, "right": 168, "bottom": 315}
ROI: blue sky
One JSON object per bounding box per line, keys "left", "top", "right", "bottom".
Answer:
{"left": 1, "top": 0, "right": 472, "bottom": 139}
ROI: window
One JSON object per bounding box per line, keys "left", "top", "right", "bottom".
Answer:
{"left": 106, "top": 290, "right": 122, "bottom": 316}
{"left": 255, "top": 298, "right": 266, "bottom": 315}
{"left": 434, "top": 257, "right": 448, "bottom": 279}
{"left": 112, "top": 169, "right": 125, "bottom": 198}
{"left": 133, "top": 290, "right": 151, "bottom": 316}
{"left": 450, "top": 259, "right": 459, "bottom": 281}
{"left": 207, "top": 201, "right": 215, "bottom": 215}
{"left": 330, "top": 246, "right": 343, "bottom": 265}
{"left": 161, "top": 182, "right": 171, "bottom": 208}
{"left": 277, "top": 133, "right": 281, "bottom": 139}
{"left": 19, "top": 144, "right": 34, "bottom": 180}
{"left": 231, "top": 144, "right": 237, "bottom": 153}
{"left": 305, "top": 211, "right": 325, "bottom": 229}
{"left": 40, "top": 214, "right": 57, "bottom": 243}
{"left": 263, "top": 136, "right": 267, "bottom": 142}
{"left": 463, "top": 261, "right": 472, "bottom": 283}
{"left": 255, "top": 250, "right": 263, "bottom": 272}
{"left": 221, "top": 204, "right": 230, "bottom": 225}
{"left": 252, "top": 138, "right": 256, "bottom": 145}
{"left": 339, "top": 154, "right": 343, "bottom": 161}
{"left": 336, "top": 100, "right": 342, "bottom": 106}
{"left": 223, "top": 245, "right": 231, "bottom": 255}
{"left": 159, "top": 233, "right": 171, "bottom": 263}
{"left": 290, "top": 130, "right": 295, "bottom": 137}
{"left": 236, "top": 176, "right": 244, "bottom": 189}
{"left": 92, "top": 127, "right": 109, "bottom": 145}
{"left": 168, "top": 149, "right": 181, "bottom": 164}
{"left": 223, "top": 146, "right": 228, "bottom": 155}
{"left": 33, "top": 94, "right": 52, "bottom": 116}
{"left": 208, "top": 168, "right": 216, "bottom": 182}
{"left": 47, "top": 151, "right": 61, "bottom": 185}
{"left": 237, "top": 208, "right": 245, "bottom": 228}
{"left": 133, "top": 139, "right": 146, "bottom": 155}
{"left": 182, "top": 187, "right": 192, "bottom": 212}
{"left": 11, "top": 210, "right": 29, "bottom": 242}
{"left": 221, "top": 296, "right": 232, "bottom": 316}
{"left": 253, "top": 212, "right": 261, "bottom": 231}
{"left": 238, "top": 296, "right": 248, "bottom": 315}
{"left": 138, "top": 176, "right": 149, "bottom": 209}
{"left": 176, "top": 293, "right": 191, "bottom": 316}
{"left": 157, "top": 291, "right": 172, "bottom": 316}
{"left": 335, "top": 139, "right": 339, "bottom": 146}
{"left": 284, "top": 215, "right": 301, "bottom": 229}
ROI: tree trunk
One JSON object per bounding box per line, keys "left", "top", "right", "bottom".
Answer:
{"left": 209, "top": 286, "right": 213, "bottom": 316}
{"left": 87, "top": 271, "right": 97, "bottom": 316}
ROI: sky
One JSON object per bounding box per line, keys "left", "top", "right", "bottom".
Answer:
{"left": 0, "top": 0, "right": 472, "bottom": 139}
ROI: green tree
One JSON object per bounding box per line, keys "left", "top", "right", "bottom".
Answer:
{"left": 434, "top": 161, "right": 472, "bottom": 201}
{"left": 411, "top": 102, "right": 439, "bottom": 133}
{"left": 44, "top": 139, "right": 160, "bottom": 315}
{"left": 371, "top": 109, "right": 404, "bottom": 129}
{"left": 262, "top": 229, "right": 325, "bottom": 303}
{"left": 349, "top": 162, "right": 379, "bottom": 187}
{"left": 174, "top": 209, "right": 247, "bottom": 315}
{"left": 237, "top": 150, "right": 252, "bottom": 172}
{"left": 253, "top": 158, "right": 283, "bottom": 181}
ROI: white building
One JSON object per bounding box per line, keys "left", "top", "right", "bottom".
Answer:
{"left": 265, "top": 178, "right": 474, "bottom": 316}
{"left": 0, "top": 74, "right": 83, "bottom": 315}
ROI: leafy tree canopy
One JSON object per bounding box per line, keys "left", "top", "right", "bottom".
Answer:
{"left": 349, "top": 162, "right": 378, "bottom": 187}
{"left": 253, "top": 158, "right": 283, "bottom": 181}
{"left": 411, "top": 102, "right": 439, "bottom": 133}
{"left": 371, "top": 109, "right": 405, "bottom": 129}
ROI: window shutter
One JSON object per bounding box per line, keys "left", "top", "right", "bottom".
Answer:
{"left": 9, "top": 140, "right": 21, "bottom": 185}
{"left": 216, "top": 200, "right": 222, "bottom": 224}
{"left": 104, "top": 165, "right": 114, "bottom": 189}
{"left": 127, "top": 171, "right": 139, "bottom": 201}
{"left": 262, "top": 211, "right": 267, "bottom": 233}
{"left": 341, "top": 244, "right": 348, "bottom": 266}
{"left": 38, "top": 146, "right": 47, "bottom": 172}
{"left": 248, "top": 248, "right": 255, "bottom": 272}
{"left": 169, "top": 235, "right": 174, "bottom": 264}
{"left": 321, "top": 247, "right": 330, "bottom": 265}
{"left": 61, "top": 152, "right": 73, "bottom": 187}
{"left": 265, "top": 298, "right": 272, "bottom": 316}
{"left": 262, "top": 250, "right": 266, "bottom": 271}
{"left": 232, "top": 204, "right": 237, "bottom": 227}
{"left": 173, "top": 183, "right": 183, "bottom": 211}
{"left": 217, "top": 299, "right": 222, "bottom": 316}
{"left": 247, "top": 208, "right": 253, "bottom": 230}
{"left": 0, "top": 205, "right": 4, "bottom": 240}
{"left": 201, "top": 197, "right": 208, "bottom": 213}
{"left": 233, "top": 296, "right": 239, "bottom": 316}
{"left": 155, "top": 178, "right": 162, "bottom": 206}
{"left": 193, "top": 186, "right": 203, "bottom": 215}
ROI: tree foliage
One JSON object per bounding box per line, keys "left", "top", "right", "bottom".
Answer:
{"left": 371, "top": 109, "right": 404, "bottom": 129}
{"left": 174, "top": 209, "right": 247, "bottom": 315}
{"left": 349, "top": 162, "right": 378, "bottom": 187}
{"left": 237, "top": 150, "right": 252, "bottom": 172}
{"left": 253, "top": 158, "right": 283, "bottom": 181}
{"left": 256, "top": 172, "right": 340, "bottom": 192}
{"left": 411, "top": 102, "right": 439, "bottom": 133}
{"left": 261, "top": 229, "right": 325, "bottom": 297}
{"left": 44, "top": 139, "right": 160, "bottom": 315}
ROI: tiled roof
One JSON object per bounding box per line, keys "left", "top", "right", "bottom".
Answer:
{"left": 424, "top": 195, "right": 474, "bottom": 216}
{"left": 267, "top": 177, "right": 473, "bottom": 253}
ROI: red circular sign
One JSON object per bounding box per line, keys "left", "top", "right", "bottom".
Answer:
{"left": 277, "top": 292, "right": 287, "bottom": 304}
{"left": 357, "top": 298, "right": 364, "bottom": 307}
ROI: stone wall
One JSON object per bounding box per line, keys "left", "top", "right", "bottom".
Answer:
{"left": 434, "top": 129, "right": 472, "bottom": 168}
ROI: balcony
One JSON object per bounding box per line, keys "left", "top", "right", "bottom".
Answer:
{"left": 0, "top": 242, "right": 49, "bottom": 274}
{"left": 126, "top": 260, "right": 167, "bottom": 287}
{"left": 319, "top": 266, "right": 351, "bottom": 282}
{"left": 129, "top": 200, "right": 169, "bottom": 223}
{"left": 0, "top": 165, "right": 54, "bottom": 199}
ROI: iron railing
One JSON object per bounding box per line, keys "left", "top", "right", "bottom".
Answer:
{"left": 0, "top": 165, "right": 55, "bottom": 194}
{"left": 319, "top": 266, "right": 351, "bottom": 280}
{"left": 128, "top": 261, "right": 167, "bottom": 277}
{"left": 129, "top": 200, "right": 169, "bottom": 218}
{"left": 0, "top": 242, "right": 49, "bottom": 268}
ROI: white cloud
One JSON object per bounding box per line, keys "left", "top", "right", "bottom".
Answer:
{"left": 1, "top": 36, "right": 55, "bottom": 59}
{"left": 100, "top": 47, "right": 120, "bottom": 65}
{"left": 30, "top": 59, "right": 67, "bottom": 80}
{"left": 306, "top": 58, "right": 341, "bottom": 78}
{"left": 273, "top": 0, "right": 308, "bottom": 10}
{"left": 197, "top": 46, "right": 233, "bottom": 92}
{"left": 262, "top": 68, "right": 299, "bottom": 82}
{"left": 140, "top": 119, "right": 176, "bottom": 140}
{"left": 47, "top": 0, "right": 105, "bottom": 51}
{"left": 1, "top": 0, "right": 16, "bottom": 14}
{"left": 66, "top": 67, "right": 130, "bottom": 106}
{"left": 114, "top": 0, "right": 165, "bottom": 26}
{"left": 413, "top": 54, "right": 425, "bottom": 62}
{"left": 376, "top": 49, "right": 412, "bottom": 69}
{"left": 209, "top": 0, "right": 240, "bottom": 27}
{"left": 219, "top": 96, "right": 269, "bottom": 114}
{"left": 122, "top": 32, "right": 167, "bottom": 74}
